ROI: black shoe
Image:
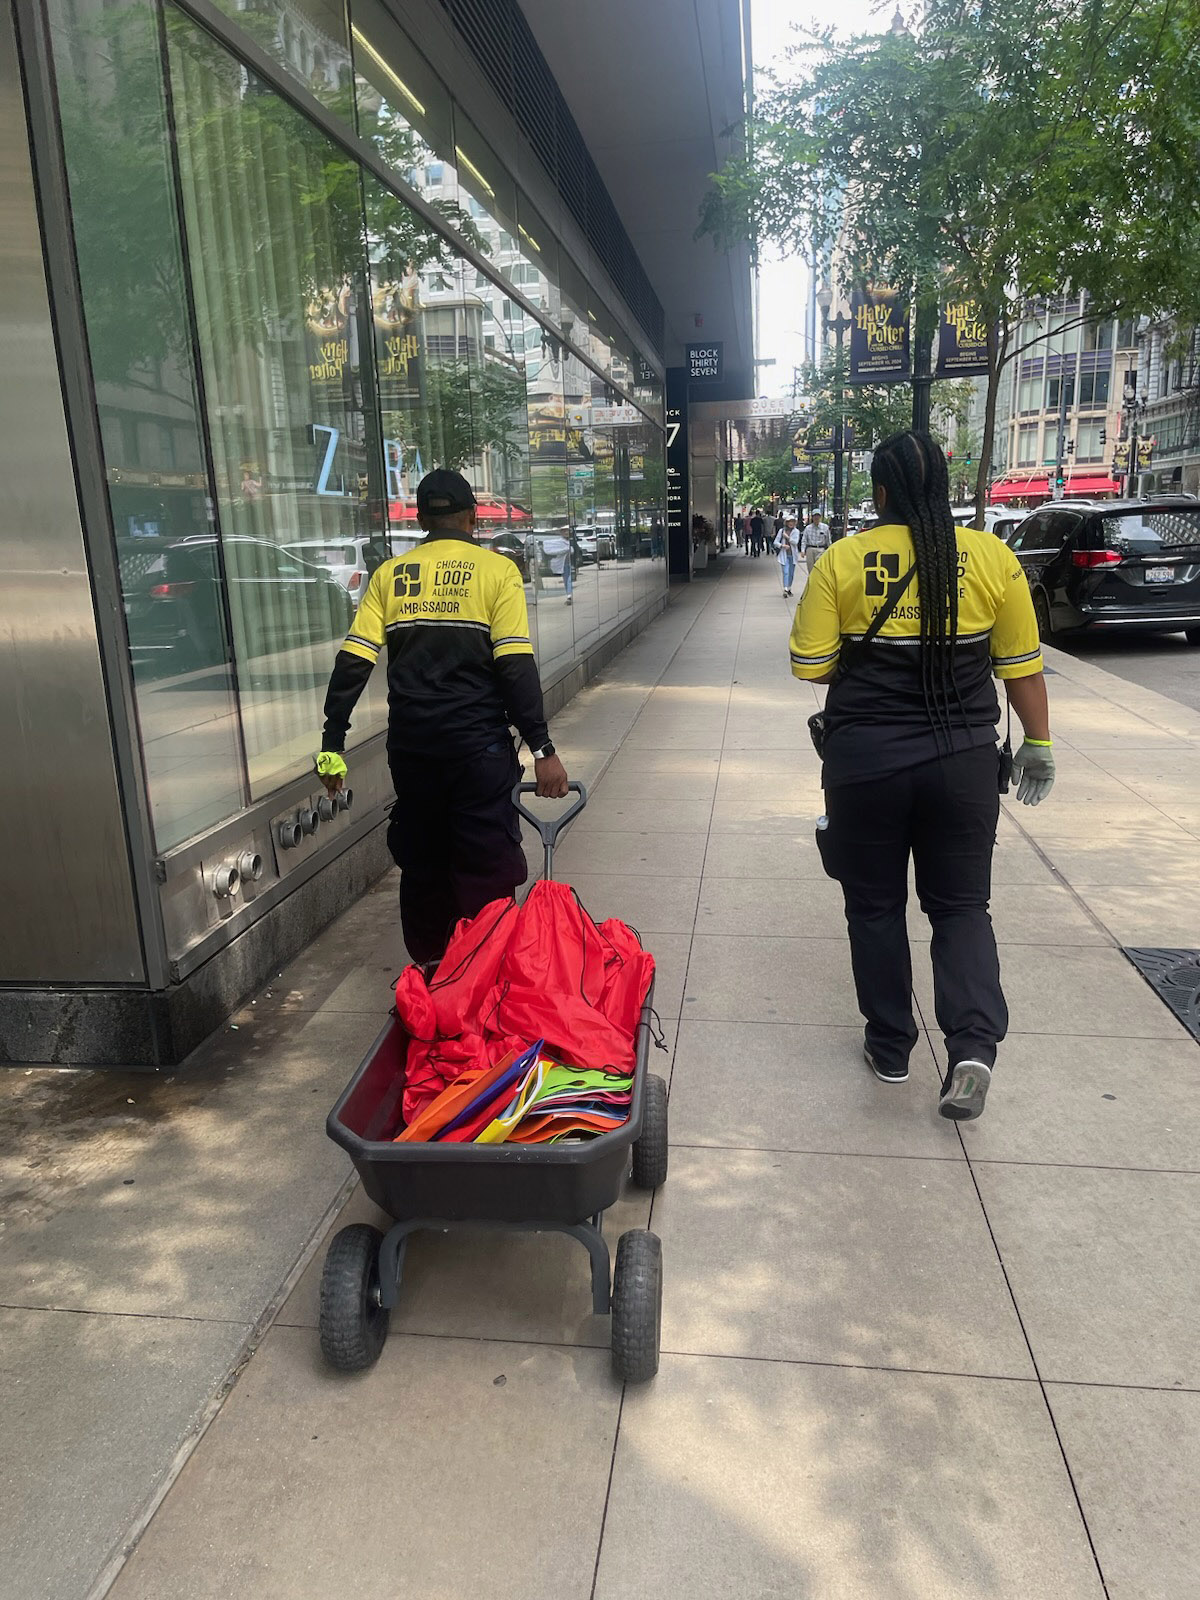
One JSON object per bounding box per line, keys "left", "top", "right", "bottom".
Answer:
{"left": 864, "top": 1046, "right": 908, "bottom": 1083}
{"left": 939, "top": 1059, "right": 992, "bottom": 1120}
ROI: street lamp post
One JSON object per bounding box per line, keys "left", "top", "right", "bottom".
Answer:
{"left": 1121, "top": 380, "right": 1146, "bottom": 499}
{"left": 817, "top": 285, "right": 853, "bottom": 540}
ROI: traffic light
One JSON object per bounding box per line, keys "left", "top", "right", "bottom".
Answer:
{"left": 1055, "top": 471, "right": 1066, "bottom": 488}
{"left": 1099, "top": 427, "right": 1107, "bottom": 444}
{"left": 946, "top": 449, "right": 954, "bottom": 461}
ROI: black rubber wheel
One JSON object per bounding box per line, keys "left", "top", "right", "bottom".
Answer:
{"left": 611, "top": 1229, "right": 662, "bottom": 1383}
{"left": 319, "top": 1223, "right": 390, "bottom": 1372}
{"left": 631, "top": 1073, "right": 668, "bottom": 1190}
{"left": 1185, "top": 627, "right": 1200, "bottom": 645}
{"left": 1033, "top": 592, "right": 1054, "bottom": 642}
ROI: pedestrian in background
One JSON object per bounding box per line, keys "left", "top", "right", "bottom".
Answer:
{"left": 774, "top": 515, "right": 800, "bottom": 597}
{"left": 749, "top": 507, "right": 765, "bottom": 557}
{"left": 788, "top": 430, "right": 1054, "bottom": 1122}
{"left": 801, "top": 513, "right": 830, "bottom": 576}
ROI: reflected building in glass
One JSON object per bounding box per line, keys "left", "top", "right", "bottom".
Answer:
{"left": 0, "top": 0, "right": 753, "bottom": 1063}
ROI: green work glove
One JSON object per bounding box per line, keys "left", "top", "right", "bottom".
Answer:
{"left": 1011, "top": 739, "right": 1055, "bottom": 806}
{"left": 315, "top": 752, "right": 347, "bottom": 794}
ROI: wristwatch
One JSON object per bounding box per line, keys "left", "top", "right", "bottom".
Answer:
{"left": 531, "top": 741, "right": 556, "bottom": 759}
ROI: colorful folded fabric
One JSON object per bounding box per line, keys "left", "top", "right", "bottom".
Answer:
{"left": 508, "top": 1110, "right": 629, "bottom": 1144}
{"left": 393, "top": 1046, "right": 523, "bottom": 1143}
{"left": 435, "top": 1041, "right": 544, "bottom": 1141}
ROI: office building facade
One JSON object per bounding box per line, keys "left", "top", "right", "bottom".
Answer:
{"left": 2, "top": 0, "right": 752, "bottom": 1064}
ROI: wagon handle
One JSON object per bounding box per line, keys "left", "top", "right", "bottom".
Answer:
{"left": 512, "top": 780, "right": 588, "bottom": 881}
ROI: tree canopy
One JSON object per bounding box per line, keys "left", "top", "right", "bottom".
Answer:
{"left": 702, "top": 0, "right": 1200, "bottom": 515}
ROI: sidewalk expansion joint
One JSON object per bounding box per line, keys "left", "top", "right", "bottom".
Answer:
{"left": 667, "top": 1141, "right": 967, "bottom": 1162}
{"left": 0, "top": 1302, "right": 252, "bottom": 1328}
{"left": 953, "top": 1115, "right": 1114, "bottom": 1599}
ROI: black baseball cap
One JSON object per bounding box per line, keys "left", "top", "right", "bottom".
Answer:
{"left": 416, "top": 469, "right": 477, "bottom": 516}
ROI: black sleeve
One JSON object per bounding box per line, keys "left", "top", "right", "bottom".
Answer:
{"left": 320, "top": 650, "right": 375, "bottom": 753}
{"left": 494, "top": 654, "right": 550, "bottom": 751}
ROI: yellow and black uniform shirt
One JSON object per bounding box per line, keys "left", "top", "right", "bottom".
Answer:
{"left": 789, "top": 523, "right": 1043, "bottom": 786}
{"left": 321, "top": 531, "right": 549, "bottom": 758}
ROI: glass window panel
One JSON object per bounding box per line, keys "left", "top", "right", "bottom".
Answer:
{"left": 48, "top": 0, "right": 245, "bottom": 850}
{"left": 363, "top": 167, "right": 483, "bottom": 545}
{"left": 559, "top": 254, "right": 590, "bottom": 365}
{"left": 527, "top": 348, "right": 583, "bottom": 664}
{"left": 1076, "top": 420, "right": 1105, "bottom": 462}
{"left": 457, "top": 273, "right": 531, "bottom": 540}
{"left": 1017, "top": 375, "right": 1040, "bottom": 414}
{"left": 350, "top": 0, "right": 470, "bottom": 226}
{"left": 633, "top": 354, "right": 664, "bottom": 427}
{"left": 452, "top": 111, "right": 518, "bottom": 241}
{"left": 516, "top": 193, "right": 561, "bottom": 322}
{"left": 587, "top": 292, "right": 616, "bottom": 377}
{"left": 1084, "top": 320, "right": 1114, "bottom": 352}
{"left": 212, "top": 0, "right": 353, "bottom": 116}
{"left": 586, "top": 373, "right": 620, "bottom": 627}
{"left": 167, "top": 13, "right": 386, "bottom": 797}
{"left": 604, "top": 411, "right": 639, "bottom": 619}
{"left": 609, "top": 324, "right": 636, "bottom": 396}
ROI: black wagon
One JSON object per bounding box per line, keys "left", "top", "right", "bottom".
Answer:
{"left": 319, "top": 784, "right": 669, "bottom": 1383}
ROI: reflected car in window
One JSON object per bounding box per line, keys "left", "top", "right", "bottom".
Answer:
{"left": 1008, "top": 498, "right": 1200, "bottom": 642}
{"left": 122, "top": 534, "right": 354, "bottom": 671}
{"left": 574, "top": 525, "right": 616, "bottom": 564}
{"left": 281, "top": 535, "right": 395, "bottom": 603}
{"left": 480, "top": 528, "right": 530, "bottom": 580}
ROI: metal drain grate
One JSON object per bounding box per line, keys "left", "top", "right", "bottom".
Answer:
{"left": 1124, "top": 948, "right": 1200, "bottom": 1041}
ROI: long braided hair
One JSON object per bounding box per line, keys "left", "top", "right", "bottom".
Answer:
{"left": 869, "top": 429, "right": 964, "bottom": 747}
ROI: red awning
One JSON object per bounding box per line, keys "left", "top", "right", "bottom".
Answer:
{"left": 989, "top": 473, "right": 1121, "bottom": 505}
{"left": 989, "top": 477, "right": 1047, "bottom": 503}
{"left": 1061, "top": 476, "right": 1121, "bottom": 496}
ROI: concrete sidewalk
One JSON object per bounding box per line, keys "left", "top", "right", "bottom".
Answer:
{"left": 6, "top": 554, "right": 1200, "bottom": 1599}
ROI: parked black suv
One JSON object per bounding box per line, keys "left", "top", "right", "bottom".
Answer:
{"left": 1009, "top": 498, "right": 1200, "bottom": 642}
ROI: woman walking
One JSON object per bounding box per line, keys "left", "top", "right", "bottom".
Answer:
{"left": 773, "top": 515, "right": 800, "bottom": 597}
{"left": 788, "top": 431, "right": 1054, "bottom": 1120}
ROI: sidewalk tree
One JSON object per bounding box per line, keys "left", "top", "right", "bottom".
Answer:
{"left": 701, "top": 0, "right": 1200, "bottom": 523}
{"left": 737, "top": 447, "right": 800, "bottom": 508}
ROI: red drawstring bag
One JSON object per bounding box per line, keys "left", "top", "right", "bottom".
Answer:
{"left": 492, "top": 986, "right": 634, "bottom": 1072}
{"left": 428, "top": 897, "right": 519, "bottom": 1038}
{"left": 394, "top": 880, "right": 655, "bottom": 1128}
{"left": 500, "top": 881, "right": 612, "bottom": 1003}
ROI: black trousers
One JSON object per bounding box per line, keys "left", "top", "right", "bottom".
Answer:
{"left": 387, "top": 739, "right": 528, "bottom": 964}
{"left": 821, "top": 745, "right": 1008, "bottom": 1072}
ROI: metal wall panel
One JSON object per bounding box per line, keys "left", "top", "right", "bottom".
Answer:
{"left": 0, "top": 2, "right": 143, "bottom": 984}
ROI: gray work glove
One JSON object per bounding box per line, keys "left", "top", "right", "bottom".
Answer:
{"left": 1011, "top": 739, "right": 1055, "bottom": 806}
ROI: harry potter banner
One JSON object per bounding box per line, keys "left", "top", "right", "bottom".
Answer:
{"left": 849, "top": 286, "right": 910, "bottom": 384}
{"left": 936, "top": 298, "right": 991, "bottom": 378}
{"left": 372, "top": 273, "right": 422, "bottom": 409}
{"left": 306, "top": 284, "right": 351, "bottom": 391}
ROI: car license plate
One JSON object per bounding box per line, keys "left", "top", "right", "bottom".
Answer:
{"left": 1145, "top": 566, "right": 1174, "bottom": 583}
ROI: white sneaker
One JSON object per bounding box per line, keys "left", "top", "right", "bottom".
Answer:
{"left": 938, "top": 1060, "right": 992, "bottom": 1121}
